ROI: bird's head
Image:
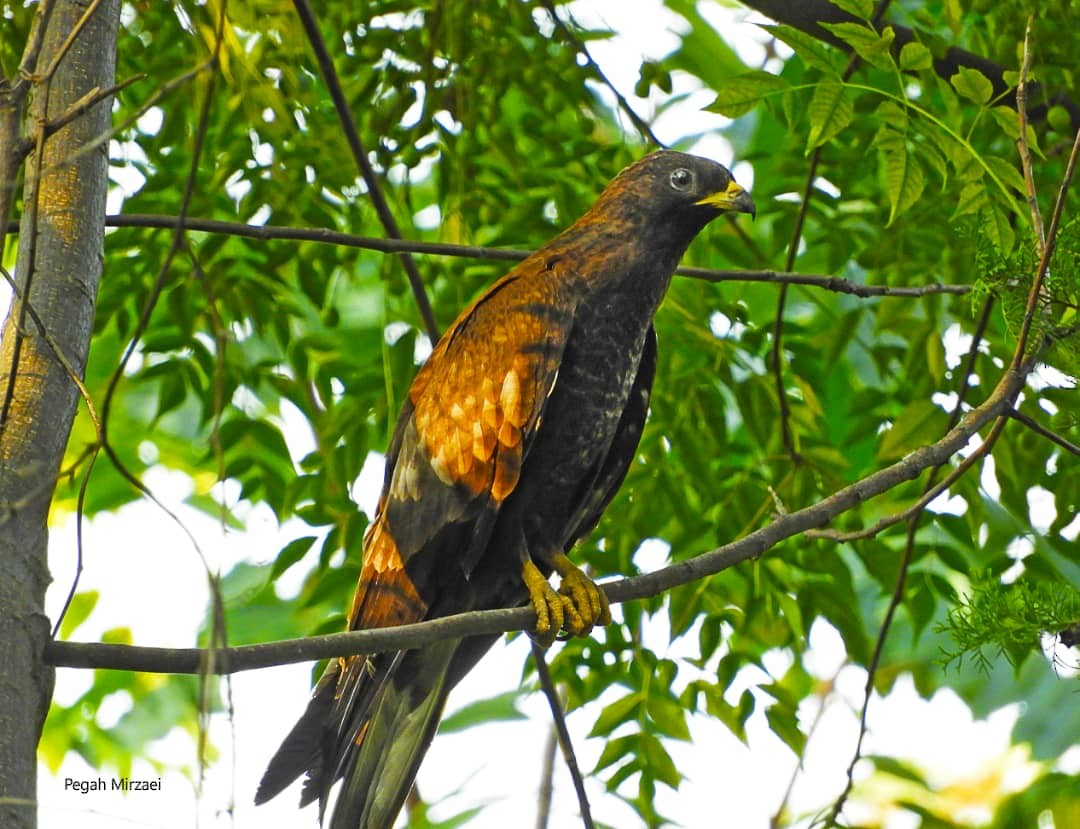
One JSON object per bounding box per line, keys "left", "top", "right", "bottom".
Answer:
{"left": 584, "top": 150, "right": 755, "bottom": 254}
{"left": 629, "top": 149, "right": 755, "bottom": 219}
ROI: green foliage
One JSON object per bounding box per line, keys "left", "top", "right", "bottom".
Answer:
{"left": 11, "top": 0, "right": 1078, "bottom": 826}
{"left": 940, "top": 574, "right": 1080, "bottom": 672}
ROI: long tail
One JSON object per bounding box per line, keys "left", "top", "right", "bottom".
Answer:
{"left": 328, "top": 641, "right": 457, "bottom": 828}
{"left": 255, "top": 638, "right": 462, "bottom": 829}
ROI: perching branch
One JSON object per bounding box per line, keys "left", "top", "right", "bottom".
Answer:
{"left": 45, "top": 351, "right": 1033, "bottom": 675}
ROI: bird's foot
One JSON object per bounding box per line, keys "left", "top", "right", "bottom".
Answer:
{"left": 522, "top": 554, "right": 611, "bottom": 647}
{"left": 553, "top": 552, "right": 611, "bottom": 637}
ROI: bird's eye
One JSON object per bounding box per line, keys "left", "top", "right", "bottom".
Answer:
{"left": 669, "top": 168, "right": 694, "bottom": 191}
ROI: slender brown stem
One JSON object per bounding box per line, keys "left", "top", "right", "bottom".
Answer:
{"left": 291, "top": 0, "right": 440, "bottom": 342}
{"left": 1016, "top": 17, "right": 1045, "bottom": 255}
{"left": 4, "top": 212, "right": 965, "bottom": 297}
{"left": 1009, "top": 407, "right": 1080, "bottom": 457}
{"left": 539, "top": 0, "right": 662, "bottom": 148}
{"left": 531, "top": 641, "right": 595, "bottom": 829}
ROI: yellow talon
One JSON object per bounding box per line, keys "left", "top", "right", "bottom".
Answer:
{"left": 522, "top": 554, "right": 611, "bottom": 646}
{"left": 552, "top": 552, "right": 612, "bottom": 635}
{"left": 523, "top": 558, "right": 565, "bottom": 648}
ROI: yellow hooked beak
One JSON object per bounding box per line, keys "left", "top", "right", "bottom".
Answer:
{"left": 696, "top": 180, "right": 756, "bottom": 218}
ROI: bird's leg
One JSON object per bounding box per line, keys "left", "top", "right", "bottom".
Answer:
{"left": 522, "top": 558, "right": 565, "bottom": 648}
{"left": 552, "top": 552, "right": 611, "bottom": 636}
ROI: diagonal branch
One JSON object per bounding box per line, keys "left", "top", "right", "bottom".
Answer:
{"left": 539, "top": 0, "right": 662, "bottom": 148}
{"left": 1008, "top": 406, "right": 1080, "bottom": 457}
{"left": 44, "top": 350, "right": 1034, "bottom": 676}
{"left": 291, "top": 0, "right": 440, "bottom": 342}
{"left": 739, "top": 0, "right": 1080, "bottom": 131}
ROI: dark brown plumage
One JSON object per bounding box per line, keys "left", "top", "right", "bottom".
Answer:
{"left": 256, "top": 150, "right": 754, "bottom": 828}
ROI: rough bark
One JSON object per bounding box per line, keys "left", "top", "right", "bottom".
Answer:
{"left": 0, "top": 2, "right": 120, "bottom": 827}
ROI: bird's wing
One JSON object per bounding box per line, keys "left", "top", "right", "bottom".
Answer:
{"left": 347, "top": 259, "right": 575, "bottom": 632}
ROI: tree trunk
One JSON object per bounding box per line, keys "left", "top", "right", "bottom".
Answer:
{"left": 0, "top": 2, "right": 120, "bottom": 827}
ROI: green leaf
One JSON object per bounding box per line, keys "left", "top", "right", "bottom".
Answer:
{"left": 269, "top": 535, "right": 318, "bottom": 581}
{"left": 765, "top": 704, "right": 806, "bottom": 755}
{"left": 987, "top": 105, "right": 1021, "bottom": 140}
{"left": 588, "top": 692, "right": 642, "bottom": 737}
{"left": 953, "top": 180, "right": 990, "bottom": 218}
{"left": 593, "top": 734, "right": 637, "bottom": 774}
{"left": 926, "top": 332, "right": 946, "bottom": 384}
{"left": 664, "top": 0, "right": 746, "bottom": 91}
{"left": 439, "top": 690, "right": 526, "bottom": 734}
{"left": 877, "top": 400, "right": 949, "bottom": 460}
{"left": 870, "top": 755, "right": 930, "bottom": 784}
{"left": 758, "top": 24, "right": 839, "bottom": 74}
{"left": 951, "top": 66, "right": 994, "bottom": 105}
{"left": 58, "top": 591, "right": 99, "bottom": 639}
{"left": 829, "top": 0, "right": 873, "bottom": 19}
{"left": 820, "top": 22, "right": 896, "bottom": 71}
{"left": 806, "top": 81, "right": 854, "bottom": 150}
{"left": 646, "top": 695, "right": 691, "bottom": 741}
{"left": 642, "top": 733, "right": 681, "bottom": 789}
{"left": 877, "top": 132, "right": 925, "bottom": 224}
{"left": 898, "top": 41, "right": 933, "bottom": 71}
{"left": 1048, "top": 105, "right": 1072, "bottom": 134}
{"left": 776, "top": 591, "right": 805, "bottom": 641}
{"left": 705, "top": 71, "right": 789, "bottom": 118}
{"left": 984, "top": 156, "right": 1028, "bottom": 197}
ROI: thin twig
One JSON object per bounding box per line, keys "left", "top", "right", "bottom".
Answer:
{"left": 536, "top": 721, "right": 559, "bottom": 829}
{"left": 13, "top": 0, "right": 55, "bottom": 90}
{"left": 3, "top": 212, "right": 973, "bottom": 297}
{"left": 1008, "top": 406, "right": 1080, "bottom": 456}
{"left": 539, "top": 0, "right": 662, "bottom": 148}
{"left": 822, "top": 296, "right": 994, "bottom": 825}
{"left": 530, "top": 641, "right": 595, "bottom": 829}
{"left": 1012, "top": 126, "right": 1080, "bottom": 370}
{"left": 770, "top": 669, "right": 839, "bottom": 829}
{"left": 772, "top": 149, "right": 819, "bottom": 462}
{"left": 1016, "top": 17, "right": 1045, "bottom": 255}
{"left": 0, "top": 262, "right": 105, "bottom": 636}
{"left": 68, "top": 0, "right": 227, "bottom": 638}
{"left": 41, "top": 73, "right": 143, "bottom": 139}
{"left": 291, "top": 0, "right": 440, "bottom": 342}
{"left": 770, "top": 0, "right": 893, "bottom": 467}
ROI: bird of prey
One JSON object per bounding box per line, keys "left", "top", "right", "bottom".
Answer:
{"left": 256, "top": 150, "right": 755, "bottom": 828}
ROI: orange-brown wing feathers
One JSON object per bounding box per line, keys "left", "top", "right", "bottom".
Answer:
{"left": 343, "top": 260, "right": 572, "bottom": 633}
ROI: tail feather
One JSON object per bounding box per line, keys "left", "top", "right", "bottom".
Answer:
{"left": 328, "top": 640, "right": 457, "bottom": 829}
{"left": 254, "top": 661, "right": 340, "bottom": 806}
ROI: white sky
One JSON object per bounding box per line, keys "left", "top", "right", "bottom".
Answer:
{"left": 30, "top": 2, "right": 1078, "bottom": 828}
